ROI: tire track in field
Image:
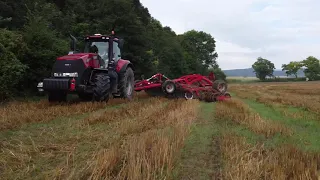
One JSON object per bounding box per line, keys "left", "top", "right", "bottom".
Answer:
{"left": 174, "top": 102, "right": 224, "bottom": 180}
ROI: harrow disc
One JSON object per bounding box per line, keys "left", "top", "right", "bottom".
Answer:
{"left": 213, "top": 80, "right": 228, "bottom": 93}
{"left": 201, "top": 92, "right": 216, "bottom": 102}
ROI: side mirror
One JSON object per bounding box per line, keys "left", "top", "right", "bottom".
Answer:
{"left": 118, "top": 39, "right": 124, "bottom": 49}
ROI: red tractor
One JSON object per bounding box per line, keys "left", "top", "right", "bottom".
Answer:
{"left": 38, "top": 31, "right": 134, "bottom": 102}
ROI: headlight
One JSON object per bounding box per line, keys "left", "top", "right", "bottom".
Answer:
{"left": 37, "top": 82, "right": 43, "bottom": 87}
{"left": 54, "top": 72, "right": 78, "bottom": 77}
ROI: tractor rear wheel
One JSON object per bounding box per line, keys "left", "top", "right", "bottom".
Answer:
{"left": 118, "top": 67, "right": 134, "bottom": 100}
{"left": 213, "top": 80, "right": 228, "bottom": 93}
{"left": 48, "top": 91, "right": 67, "bottom": 102}
{"left": 92, "top": 73, "right": 111, "bottom": 102}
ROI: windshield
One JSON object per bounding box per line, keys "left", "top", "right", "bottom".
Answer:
{"left": 84, "top": 41, "right": 109, "bottom": 62}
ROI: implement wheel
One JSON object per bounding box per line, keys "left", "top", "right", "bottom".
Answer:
{"left": 162, "top": 80, "right": 177, "bottom": 94}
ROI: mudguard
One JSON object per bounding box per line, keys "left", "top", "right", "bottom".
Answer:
{"left": 116, "top": 59, "right": 134, "bottom": 73}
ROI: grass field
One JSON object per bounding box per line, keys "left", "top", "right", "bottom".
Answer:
{"left": 1, "top": 82, "right": 320, "bottom": 180}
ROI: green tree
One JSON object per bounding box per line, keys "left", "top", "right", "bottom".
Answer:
{"left": 281, "top": 61, "right": 303, "bottom": 78}
{"left": 301, "top": 56, "right": 320, "bottom": 80}
{"left": 0, "top": 0, "right": 225, "bottom": 100}
{"left": 0, "top": 29, "right": 28, "bottom": 100}
{"left": 21, "top": 7, "right": 69, "bottom": 89}
{"left": 145, "top": 19, "right": 188, "bottom": 78}
{"left": 208, "top": 67, "right": 226, "bottom": 80}
{"left": 252, "top": 57, "right": 275, "bottom": 80}
{"left": 178, "top": 30, "right": 218, "bottom": 74}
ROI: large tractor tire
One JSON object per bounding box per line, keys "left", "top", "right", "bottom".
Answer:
{"left": 213, "top": 80, "right": 228, "bottom": 93}
{"left": 92, "top": 73, "right": 111, "bottom": 102}
{"left": 118, "top": 67, "right": 134, "bottom": 100}
{"left": 48, "top": 91, "right": 67, "bottom": 102}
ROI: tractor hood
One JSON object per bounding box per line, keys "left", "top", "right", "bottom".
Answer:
{"left": 56, "top": 53, "right": 102, "bottom": 68}
{"left": 57, "top": 53, "right": 95, "bottom": 61}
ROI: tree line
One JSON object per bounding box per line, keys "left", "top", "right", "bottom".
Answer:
{"left": 0, "top": 0, "right": 225, "bottom": 101}
{"left": 252, "top": 56, "right": 320, "bottom": 81}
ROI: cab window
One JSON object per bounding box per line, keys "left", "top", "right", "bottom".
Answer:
{"left": 113, "top": 41, "right": 121, "bottom": 61}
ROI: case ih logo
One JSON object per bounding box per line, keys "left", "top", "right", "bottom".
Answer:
{"left": 65, "top": 63, "right": 71, "bottom": 66}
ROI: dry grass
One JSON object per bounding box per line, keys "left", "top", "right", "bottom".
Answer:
{"left": 66, "top": 99, "right": 199, "bottom": 180}
{"left": 0, "top": 92, "right": 151, "bottom": 131}
{"left": 230, "top": 82, "right": 320, "bottom": 114}
{"left": 215, "top": 98, "right": 291, "bottom": 137}
{"left": 221, "top": 133, "right": 320, "bottom": 180}
{"left": 80, "top": 97, "right": 167, "bottom": 126}
{"left": 0, "top": 96, "right": 199, "bottom": 179}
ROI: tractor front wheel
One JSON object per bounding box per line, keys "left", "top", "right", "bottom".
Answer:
{"left": 117, "top": 67, "right": 134, "bottom": 100}
{"left": 92, "top": 73, "right": 111, "bottom": 102}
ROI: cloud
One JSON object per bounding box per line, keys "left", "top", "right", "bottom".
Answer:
{"left": 140, "top": 0, "right": 320, "bottom": 70}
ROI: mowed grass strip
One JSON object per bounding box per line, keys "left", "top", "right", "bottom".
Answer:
{"left": 221, "top": 133, "right": 320, "bottom": 180}
{"left": 172, "top": 102, "right": 225, "bottom": 180}
{"left": 0, "top": 98, "right": 199, "bottom": 180}
{"left": 215, "top": 98, "right": 291, "bottom": 137}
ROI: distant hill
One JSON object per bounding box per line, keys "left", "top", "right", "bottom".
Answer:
{"left": 223, "top": 68, "right": 305, "bottom": 77}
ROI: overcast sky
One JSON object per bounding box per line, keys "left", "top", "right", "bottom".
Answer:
{"left": 140, "top": 0, "right": 320, "bottom": 70}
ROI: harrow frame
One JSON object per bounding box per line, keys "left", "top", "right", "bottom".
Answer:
{"left": 134, "top": 73, "right": 231, "bottom": 102}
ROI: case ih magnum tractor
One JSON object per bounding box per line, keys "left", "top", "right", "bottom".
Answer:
{"left": 39, "top": 31, "right": 134, "bottom": 102}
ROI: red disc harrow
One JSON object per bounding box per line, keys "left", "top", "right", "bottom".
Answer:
{"left": 134, "top": 72, "right": 231, "bottom": 102}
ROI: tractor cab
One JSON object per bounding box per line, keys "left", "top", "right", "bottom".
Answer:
{"left": 69, "top": 32, "right": 124, "bottom": 69}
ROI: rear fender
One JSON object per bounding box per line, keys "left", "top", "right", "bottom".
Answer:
{"left": 116, "top": 59, "right": 134, "bottom": 73}
{"left": 89, "top": 68, "right": 109, "bottom": 82}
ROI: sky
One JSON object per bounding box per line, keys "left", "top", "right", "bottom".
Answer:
{"left": 140, "top": 0, "right": 320, "bottom": 70}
